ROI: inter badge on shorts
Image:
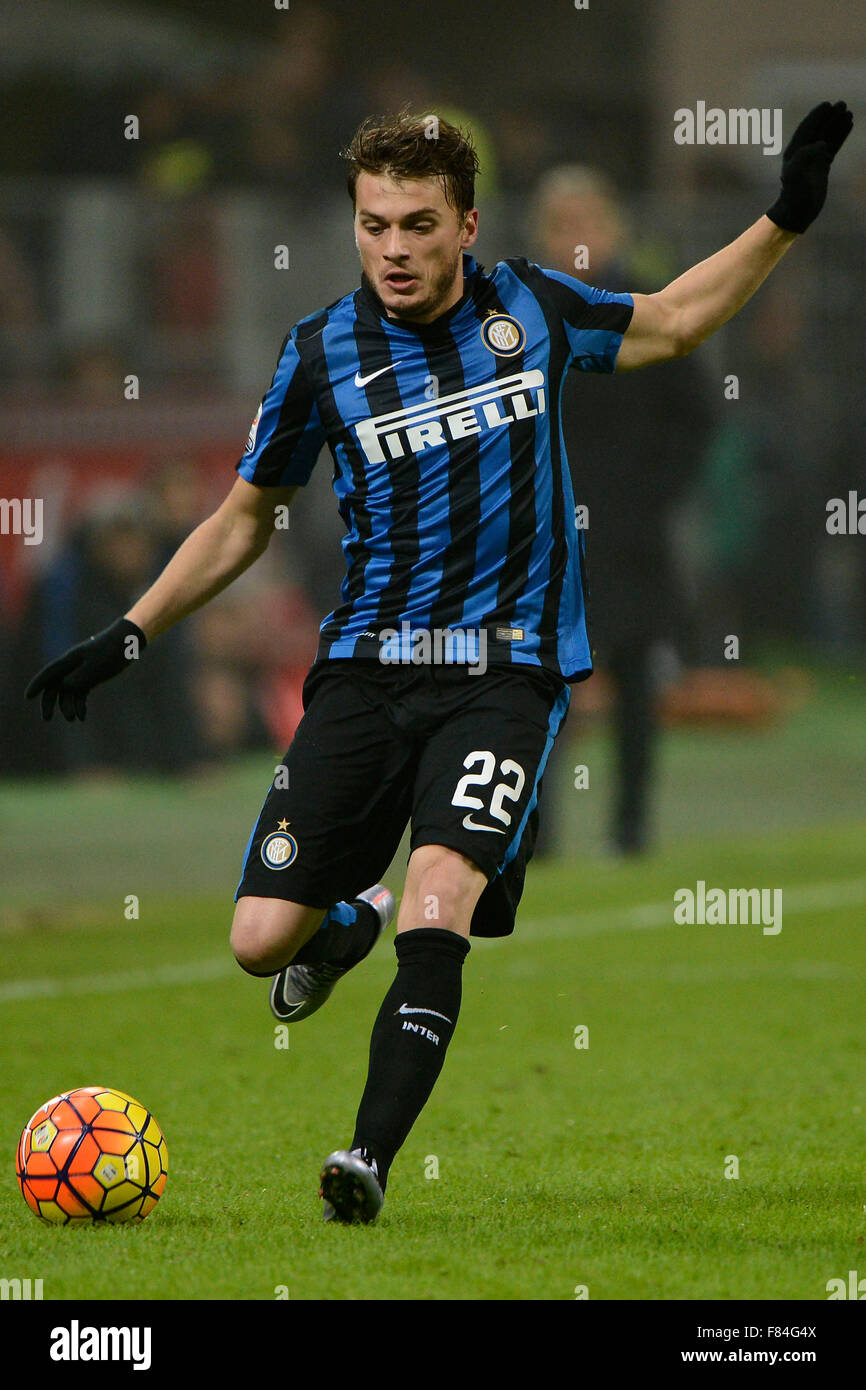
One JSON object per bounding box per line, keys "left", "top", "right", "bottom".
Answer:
{"left": 480, "top": 312, "right": 526, "bottom": 357}
{"left": 261, "top": 821, "right": 298, "bottom": 870}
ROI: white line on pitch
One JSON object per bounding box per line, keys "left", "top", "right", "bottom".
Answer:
{"left": 1, "top": 878, "right": 864, "bottom": 1001}
{"left": 0, "top": 957, "right": 236, "bottom": 1004}
{"left": 471, "top": 876, "right": 866, "bottom": 948}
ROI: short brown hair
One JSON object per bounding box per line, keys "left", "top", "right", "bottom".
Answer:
{"left": 341, "top": 107, "right": 480, "bottom": 220}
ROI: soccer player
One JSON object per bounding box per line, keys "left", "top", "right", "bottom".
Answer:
{"left": 27, "top": 102, "right": 852, "bottom": 1223}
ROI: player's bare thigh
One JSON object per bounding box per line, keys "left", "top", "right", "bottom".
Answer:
{"left": 231, "top": 897, "right": 325, "bottom": 975}
{"left": 397, "top": 843, "right": 487, "bottom": 939}
{"left": 232, "top": 844, "right": 486, "bottom": 971}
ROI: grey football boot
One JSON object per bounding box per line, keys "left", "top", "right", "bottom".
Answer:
{"left": 319, "top": 1148, "right": 384, "bottom": 1224}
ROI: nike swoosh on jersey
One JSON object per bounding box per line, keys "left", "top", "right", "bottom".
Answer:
{"left": 396, "top": 1002, "right": 453, "bottom": 1024}
{"left": 354, "top": 361, "right": 403, "bottom": 389}
{"left": 461, "top": 814, "right": 506, "bottom": 833}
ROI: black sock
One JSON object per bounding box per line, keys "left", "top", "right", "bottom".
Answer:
{"left": 351, "top": 927, "right": 470, "bottom": 1192}
{"left": 292, "top": 900, "right": 379, "bottom": 967}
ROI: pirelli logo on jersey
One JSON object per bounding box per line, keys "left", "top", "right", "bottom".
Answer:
{"left": 354, "top": 370, "right": 546, "bottom": 465}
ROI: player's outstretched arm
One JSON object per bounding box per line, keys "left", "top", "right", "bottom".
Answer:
{"left": 617, "top": 100, "right": 853, "bottom": 371}
{"left": 25, "top": 476, "right": 297, "bottom": 722}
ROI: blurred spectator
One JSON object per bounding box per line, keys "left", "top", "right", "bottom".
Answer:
{"left": 491, "top": 105, "right": 558, "bottom": 197}
{"left": 133, "top": 81, "right": 216, "bottom": 195}
{"left": 529, "top": 164, "right": 715, "bottom": 856}
{"left": 32, "top": 483, "right": 204, "bottom": 776}
{"left": 47, "top": 79, "right": 136, "bottom": 179}
{"left": 193, "top": 553, "right": 321, "bottom": 753}
{"left": 0, "top": 219, "right": 43, "bottom": 387}
{"left": 144, "top": 200, "right": 222, "bottom": 368}
{"left": 707, "top": 274, "right": 860, "bottom": 658}
{"left": 234, "top": 3, "right": 363, "bottom": 192}
{"left": 148, "top": 460, "right": 209, "bottom": 558}
{"left": 60, "top": 339, "right": 127, "bottom": 404}
{"left": 0, "top": 566, "right": 21, "bottom": 773}
{"left": 0, "top": 223, "right": 40, "bottom": 329}
{"left": 691, "top": 278, "right": 832, "bottom": 655}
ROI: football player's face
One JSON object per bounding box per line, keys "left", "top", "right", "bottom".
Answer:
{"left": 354, "top": 172, "right": 478, "bottom": 324}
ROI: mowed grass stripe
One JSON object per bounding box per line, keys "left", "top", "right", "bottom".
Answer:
{"left": 1, "top": 874, "right": 863, "bottom": 1003}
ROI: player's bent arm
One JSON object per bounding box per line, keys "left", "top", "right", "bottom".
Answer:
{"left": 126, "top": 477, "right": 299, "bottom": 640}
{"left": 616, "top": 216, "right": 797, "bottom": 371}
{"left": 617, "top": 100, "right": 854, "bottom": 371}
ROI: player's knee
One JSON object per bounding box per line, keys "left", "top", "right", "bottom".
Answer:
{"left": 230, "top": 898, "right": 322, "bottom": 975}
{"left": 230, "top": 919, "right": 281, "bottom": 975}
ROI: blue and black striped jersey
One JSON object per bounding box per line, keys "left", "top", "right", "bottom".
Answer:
{"left": 237, "top": 253, "right": 633, "bottom": 682}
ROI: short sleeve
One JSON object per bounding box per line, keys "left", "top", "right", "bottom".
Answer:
{"left": 236, "top": 331, "right": 327, "bottom": 487}
{"left": 534, "top": 266, "right": 634, "bottom": 374}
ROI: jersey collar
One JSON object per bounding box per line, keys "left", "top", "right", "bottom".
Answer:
{"left": 359, "top": 252, "right": 482, "bottom": 336}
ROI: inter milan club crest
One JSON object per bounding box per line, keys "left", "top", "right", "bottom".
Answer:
{"left": 480, "top": 312, "right": 526, "bottom": 357}
{"left": 261, "top": 819, "right": 298, "bottom": 870}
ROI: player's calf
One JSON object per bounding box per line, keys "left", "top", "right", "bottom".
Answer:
{"left": 343, "top": 921, "right": 471, "bottom": 1202}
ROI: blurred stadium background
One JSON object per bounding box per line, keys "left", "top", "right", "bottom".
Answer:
{"left": 1, "top": 0, "right": 864, "bottom": 794}
{"left": 0, "top": 0, "right": 864, "bottom": 1301}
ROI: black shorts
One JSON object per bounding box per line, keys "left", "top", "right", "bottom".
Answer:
{"left": 235, "top": 658, "right": 570, "bottom": 936}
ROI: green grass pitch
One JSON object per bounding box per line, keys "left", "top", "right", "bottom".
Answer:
{"left": 1, "top": 825, "right": 864, "bottom": 1299}
{"left": 1, "top": 672, "right": 864, "bottom": 1299}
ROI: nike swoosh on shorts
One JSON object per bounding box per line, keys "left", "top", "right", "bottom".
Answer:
{"left": 462, "top": 814, "right": 506, "bottom": 833}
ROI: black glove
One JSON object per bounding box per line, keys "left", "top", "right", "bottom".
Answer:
{"left": 25, "top": 617, "right": 147, "bottom": 722}
{"left": 767, "top": 101, "right": 853, "bottom": 233}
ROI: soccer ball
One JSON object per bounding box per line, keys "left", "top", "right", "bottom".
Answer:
{"left": 16, "top": 1086, "right": 168, "bottom": 1224}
